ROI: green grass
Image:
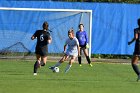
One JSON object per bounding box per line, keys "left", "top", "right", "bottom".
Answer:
{"left": 0, "top": 59, "right": 140, "bottom": 93}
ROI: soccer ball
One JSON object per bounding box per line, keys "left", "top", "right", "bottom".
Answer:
{"left": 53, "top": 67, "right": 59, "bottom": 73}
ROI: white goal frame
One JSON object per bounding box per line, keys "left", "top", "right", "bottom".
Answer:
{"left": 0, "top": 7, "right": 92, "bottom": 57}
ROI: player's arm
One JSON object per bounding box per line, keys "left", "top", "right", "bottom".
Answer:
{"left": 63, "top": 39, "right": 68, "bottom": 53}
{"left": 31, "top": 35, "right": 36, "bottom": 40}
{"left": 64, "top": 44, "right": 67, "bottom": 53}
{"left": 85, "top": 31, "right": 89, "bottom": 44}
{"left": 47, "top": 36, "right": 52, "bottom": 44}
{"left": 31, "top": 31, "right": 38, "bottom": 40}
{"left": 46, "top": 32, "right": 52, "bottom": 44}
{"left": 85, "top": 31, "right": 89, "bottom": 48}
{"left": 128, "top": 31, "right": 138, "bottom": 45}
{"left": 128, "top": 38, "right": 135, "bottom": 45}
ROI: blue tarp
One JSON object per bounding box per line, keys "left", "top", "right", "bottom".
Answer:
{"left": 0, "top": 1, "right": 140, "bottom": 55}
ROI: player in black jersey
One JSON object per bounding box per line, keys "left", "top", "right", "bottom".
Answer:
{"left": 31, "top": 21, "right": 52, "bottom": 75}
{"left": 128, "top": 18, "right": 140, "bottom": 81}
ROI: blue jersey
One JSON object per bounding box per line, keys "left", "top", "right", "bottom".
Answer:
{"left": 76, "top": 31, "right": 88, "bottom": 46}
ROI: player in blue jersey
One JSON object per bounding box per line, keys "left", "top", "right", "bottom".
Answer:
{"left": 31, "top": 21, "right": 52, "bottom": 75}
{"left": 76, "top": 24, "right": 92, "bottom": 67}
{"left": 49, "top": 29, "right": 80, "bottom": 73}
{"left": 128, "top": 18, "right": 140, "bottom": 81}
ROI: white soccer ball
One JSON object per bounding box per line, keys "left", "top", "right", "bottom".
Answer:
{"left": 53, "top": 67, "right": 59, "bottom": 73}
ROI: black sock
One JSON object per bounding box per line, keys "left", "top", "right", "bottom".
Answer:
{"left": 78, "top": 56, "right": 81, "bottom": 64}
{"left": 34, "top": 61, "right": 38, "bottom": 73}
{"left": 132, "top": 63, "right": 140, "bottom": 76}
{"left": 86, "top": 56, "right": 91, "bottom": 64}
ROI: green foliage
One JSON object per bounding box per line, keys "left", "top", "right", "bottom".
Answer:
{"left": 64, "top": 0, "right": 140, "bottom": 3}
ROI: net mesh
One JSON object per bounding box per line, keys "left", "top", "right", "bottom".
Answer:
{"left": 0, "top": 8, "right": 91, "bottom": 59}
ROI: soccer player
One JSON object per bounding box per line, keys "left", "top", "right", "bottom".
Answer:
{"left": 49, "top": 29, "right": 80, "bottom": 73}
{"left": 128, "top": 18, "right": 140, "bottom": 81}
{"left": 31, "top": 21, "right": 52, "bottom": 75}
{"left": 76, "top": 24, "right": 92, "bottom": 67}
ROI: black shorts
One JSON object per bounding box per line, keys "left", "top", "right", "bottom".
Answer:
{"left": 80, "top": 44, "right": 87, "bottom": 50}
{"left": 133, "top": 43, "right": 140, "bottom": 55}
{"left": 79, "top": 44, "right": 87, "bottom": 55}
{"left": 35, "top": 45, "right": 48, "bottom": 56}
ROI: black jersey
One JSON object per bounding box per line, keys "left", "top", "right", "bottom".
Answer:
{"left": 33, "top": 30, "right": 51, "bottom": 47}
{"left": 134, "top": 28, "right": 140, "bottom": 55}
{"left": 135, "top": 28, "right": 140, "bottom": 43}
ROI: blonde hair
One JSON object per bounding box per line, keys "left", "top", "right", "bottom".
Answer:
{"left": 68, "top": 28, "right": 75, "bottom": 36}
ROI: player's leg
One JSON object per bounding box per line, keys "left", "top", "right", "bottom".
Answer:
{"left": 55, "top": 54, "right": 68, "bottom": 66}
{"left": 131, "top": 55, "right": 140, "bottom": 81}
{"left": 83, "top": 48, "right": 92, "bottom": 67}
{"left": 40, "top": 56, "right": 47, "bottom": 66}
{"left": 33, "top": 54, "right": 41, "bottom": 75}
{"left": 49, "top": 54, "right": 68, "bottom": 70}
{"left": 78, "top": 48, "right": 82, "bottom": 66}
{"left": 65, "top": 56, "right": 76, "bottom": 73}
{"left": 131, "top": 55, "right": 140, "bottom": 75}
{"left": 40, "top": 46, "right": 48, "bottom": 66}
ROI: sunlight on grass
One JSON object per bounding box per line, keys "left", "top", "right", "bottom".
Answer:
{"left": 0, "top": 60, "right": 140, "bottom": 93}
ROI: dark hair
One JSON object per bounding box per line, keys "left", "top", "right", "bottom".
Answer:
{"left": 78, "top": 24, "right": 84, "bottom": 28}
{"left": 138, "top": 18, "right": 140, "bottom": 26}
{"left": 42, "top": 21, "right": 49, "bottom": 29}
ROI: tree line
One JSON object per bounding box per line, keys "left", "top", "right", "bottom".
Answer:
{"left": 64, "top": 0, "right": 140, "bottom": 3}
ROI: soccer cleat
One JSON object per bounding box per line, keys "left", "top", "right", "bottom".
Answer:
{"left": 89, "top": 64, "right": 93, "bottom": 67}
{"left": 33, "top": 73, "right": 37, "bottom": 76}
{"left": 41, "top": 62, "right": 45, "bottom": 66}
{"left": 49, "top": 66, "right": 55, "bottom": 70}
{"left": 137, "top": 74, "right": 140, "bottom": 82}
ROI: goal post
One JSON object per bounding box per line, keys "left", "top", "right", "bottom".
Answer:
{"left": 0, "top": 7, "right": 92, "bottom": 58}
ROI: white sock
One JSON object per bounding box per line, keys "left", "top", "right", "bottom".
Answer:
{"left": 54, "top": 62, "right": 61, "bottom": 67}
{"left": 65, "top": 64, "right": 72, "bottom": 73}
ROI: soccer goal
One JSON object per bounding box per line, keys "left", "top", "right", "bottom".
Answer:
{"left": 0, "top": 7, "right": 92, "bottom": 59}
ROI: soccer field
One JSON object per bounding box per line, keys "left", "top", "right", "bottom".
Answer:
{"left": 0, "top": 59, "right": 140, "bottom": 93}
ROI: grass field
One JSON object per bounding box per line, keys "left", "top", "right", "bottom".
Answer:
{"left": 0, "top": 59, "right": 140, "bottom": 93}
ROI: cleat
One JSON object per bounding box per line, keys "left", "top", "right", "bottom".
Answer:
{"left": 49, "top": 66, "right": 55, "bottom": 70}
{"left": 79, "top": 64, "right": 82, "bottom": 67}
{"left": 89, "top": 64, "right": 93, "bottom": 67}
{"left": 137, "top": 75, "right": 140, "bottom": 82}
{"left": 41, "top": 62, "right": 45, "bottom": 66}
{"left": 33, "top": 73, "right": 37, "bottom": 76}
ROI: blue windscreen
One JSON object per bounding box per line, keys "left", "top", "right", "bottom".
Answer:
{"left": 0, "top": 8, "right": 90, "bottom": 53}
{"left": 1, "top": 1, "right": 140, "bottom": 55}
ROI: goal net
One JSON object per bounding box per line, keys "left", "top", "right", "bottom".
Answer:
{"left": 0, "top": 7, "right": 92, "bottom": 59}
